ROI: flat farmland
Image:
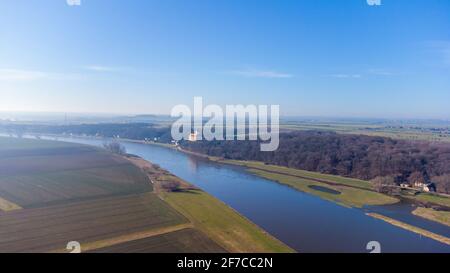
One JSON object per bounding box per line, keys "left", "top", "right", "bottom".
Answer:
{"left": 0, "top": 151, "right": 128, "bottom": 176}
{"left": 89, "top": 228, "right": 225, "bottom": 253}
{"left": 0, "top": 137, "right": 230, "bottom": 253}
{"left": 0, "top": 193, "right": 187, "bottom": 253}
{"left": 0, "top": 137, "right": 151, "bottom": 208}
{"left": 0, "top": 137, "right": 83, "bottom": 151}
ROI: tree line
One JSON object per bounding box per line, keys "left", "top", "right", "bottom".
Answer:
{"left": 2, "top": 123, "right": 449, "bottom": 193}
{"left": 181, "top": 131, "right": 450, "bottom": 194}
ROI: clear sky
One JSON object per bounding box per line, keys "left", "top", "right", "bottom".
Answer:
{"left": 0, "top": 0, "right": 449, "bottom": 118}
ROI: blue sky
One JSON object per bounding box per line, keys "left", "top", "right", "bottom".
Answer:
{"left": 0, "top": 0, "right": 449, "bottom": 118}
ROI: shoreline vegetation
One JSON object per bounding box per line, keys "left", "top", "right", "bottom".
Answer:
{"left": 412, "top": 207, "right": 450, "bottom": 227}
{"left": 9, "top": 135, "right": 449, "bottom": 246}
{"left": 201, "top": 155, "right": 399, "bottom": 208}
{"left": 216, "top": 158, "right": 450, "bottom": 227}
{"left": 127, "top": 156, "right": 295, "bottom": 253}
{"left": 367, "top": 213, "right": 450, "bottom": 246}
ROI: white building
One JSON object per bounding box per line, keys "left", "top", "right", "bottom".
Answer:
{"left": 188, "top": 131, "right": 198, "bottom": 142}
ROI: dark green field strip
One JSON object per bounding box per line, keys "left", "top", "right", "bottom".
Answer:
{"left": 0, "top": 193, "right": 188, "bottom": 253}
{"left": 89, "top": 228, "right": 226, "bottom": 253}
{"left": 0, "top": 164, "right": 151, "bottom": 207}
{"left": 241, "top": 164, "right": 373, "bottom": 191}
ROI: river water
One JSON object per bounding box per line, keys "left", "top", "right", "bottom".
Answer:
{"left": 39, "top": 136, "right": 450, "bottom": 253}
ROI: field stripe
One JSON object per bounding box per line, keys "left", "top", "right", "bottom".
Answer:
{"left": 0, "top": 197, "right": 22, "bottom": 212}
{"left": 367, "top": 213, "right": 450, "bottom": 246}
{"left": 49, "top": 223, "right": 194, "bottom": 253}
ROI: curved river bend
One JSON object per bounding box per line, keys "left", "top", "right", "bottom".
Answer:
{"left": 47, "top": 137, "right": 450, "bottom": 253}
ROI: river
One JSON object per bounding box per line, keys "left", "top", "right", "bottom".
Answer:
{"left": 39, "top": 136, "right": 450, "bottom": 253}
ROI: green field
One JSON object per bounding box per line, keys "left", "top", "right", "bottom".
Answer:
{"left": 249, "top": 169, "right": 397, "bottom": 208}
{"left": 404, "top": 193, "right": 450, "bottom": 208}
{"left": 280, "top": 121, "right": 450, "bottom": 143}
{"left": 412, "top": 207, "right": 450, "bottom": 227}
{"left": 224, "top": 160, "right": 373, "bottom": 190}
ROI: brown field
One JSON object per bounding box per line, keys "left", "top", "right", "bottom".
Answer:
{"left": 0, "top": 137, "right": 82, "bottom": 151}
{"left": 0, "top": 150, "right": 127, "bottom": 176}
{"left": 0, "top": 139, "right": 151, "bottom": 208}
{"left": 0, "top": 193, "right": 187, "bottom": 253}
{"left": 89, "top": 228, "right": 226, "bottom": 253}
{"left": 0, "top": 137, "right": 290, "bottom": 253}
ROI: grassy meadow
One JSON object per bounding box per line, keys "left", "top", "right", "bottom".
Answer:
{"left": 132, "top": 156, "right": 294, "bottom": 253}
{"left": 163, "top": 189, "right": 294, "bottom": 253}
{"left": 412, "top": 207, "right": 450, "bottom": 227}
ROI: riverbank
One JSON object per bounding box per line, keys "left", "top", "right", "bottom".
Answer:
{"left": 127, "top": 156, "right": 295, "bottom": 253}
{"left": 217, "top": 159, "right": 450, "bottom": 230}
{"left": 412, "top": 207, "right": 450, "bottom": 227}
{"left": 403, "top": 193, "right": 450, "bottom": 208}
{"left": 367, "top": 213, "right": 450, "bottom": 246}
{"left": 206, "top": 158, "right": 398, "bottom": 208}
{"left": 175, "top": 148, "right": 450, "bottom": 208}
{"left": 166, "top": 145, "right": 397, "bottom": 208}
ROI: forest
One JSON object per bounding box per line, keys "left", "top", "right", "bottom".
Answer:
{"left": 0, "top": 123, "right": 174, "bottom": 143}
{"left": 181, "top": 131, "right": 450, "bottom": 194}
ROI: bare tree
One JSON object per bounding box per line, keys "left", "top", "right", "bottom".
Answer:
{"left": 432, "top": 174, "right": 450, "bottom": 194}
{"left": 408, "top": 171, "right": 427, "bottom": 185}
{"left": 103, "top": 141, "right": 126, "bottom": 155}
{"left": 372, "top": 176, "right": 400, "bottom": 195}
{"left": 161, "top": 180, "right": 181, "bottom": 192}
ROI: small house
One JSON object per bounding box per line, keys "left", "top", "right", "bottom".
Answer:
{"left": 423, "top": 183, "right": 436, "bottom": 192}
{"left": 188, "top": 131, "right": 198, "bottom": 142}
